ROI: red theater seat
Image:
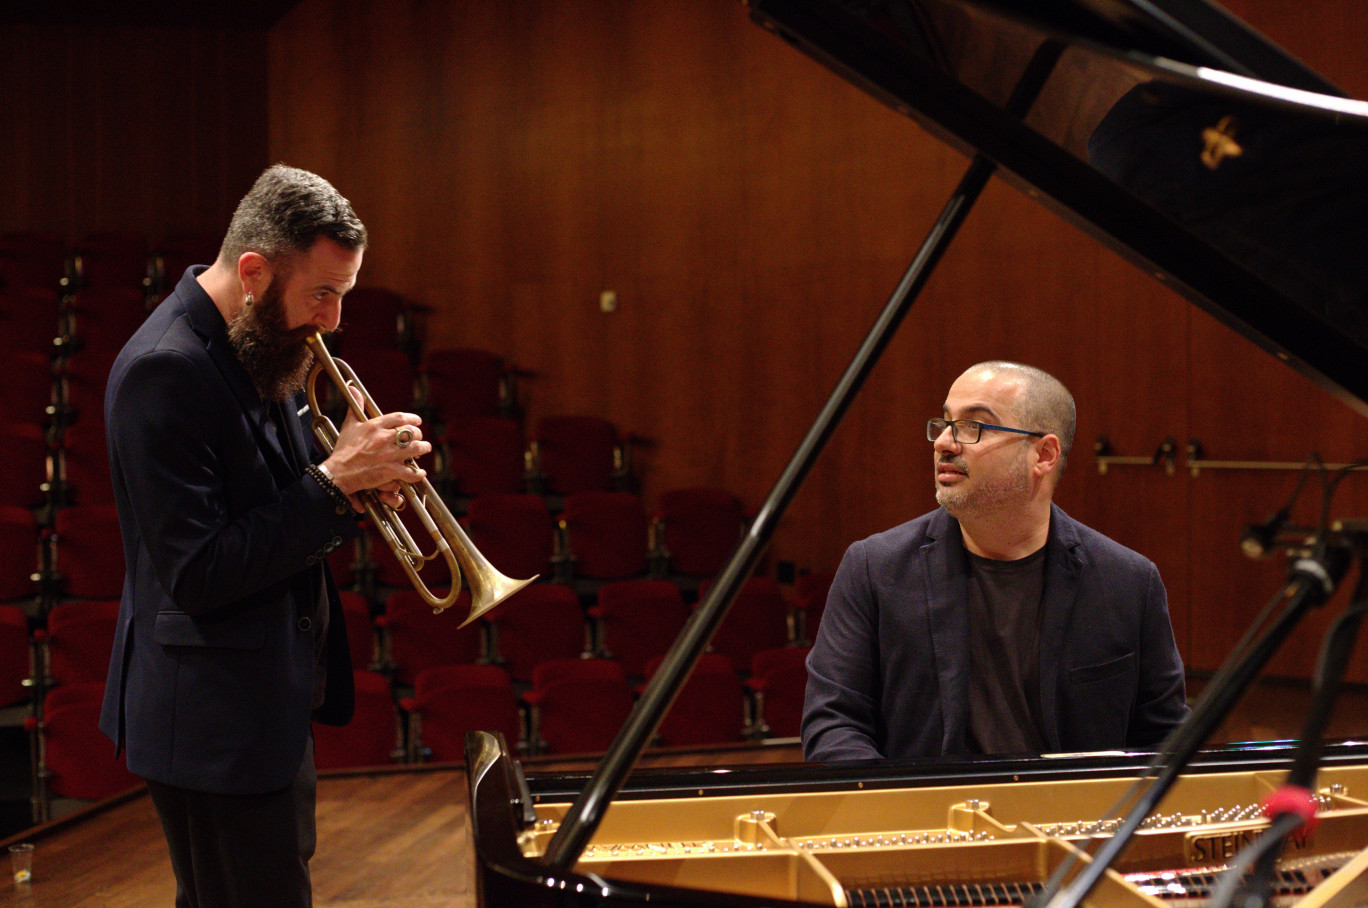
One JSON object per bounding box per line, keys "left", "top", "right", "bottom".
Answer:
{"left": 746, "top": 646, "right": 812, "bottom": 739}
{"left": 312, "top": 670, "right": 399, "bottom": 769}
{"left": 522, "top": 658, "right": 633, "bottom": 755}
{"left": 403, "top": 664, "right": 521, "bottom": 761}
{"left": 482, "top": 583, "right": 584, "bottom": 683}
{"left": 643, "top": 652, "right": 745, "bottom": 747}
{"left": 588, "top": 579, "right": 690, "bottom": 679}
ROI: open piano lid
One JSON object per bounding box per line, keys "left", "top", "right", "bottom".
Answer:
{"left": 471, "top": 4, "right": 1368, "bottom": 905}
{"left": 747, "top": 0, "right": 1368, "bottom": 416}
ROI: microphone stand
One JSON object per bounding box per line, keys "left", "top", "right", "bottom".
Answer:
{"left": 1033, "top": 539, "right": 1354, "bottom": 908}
{"left": 1209, "top": 539, "right": 1368, "bottom": 908}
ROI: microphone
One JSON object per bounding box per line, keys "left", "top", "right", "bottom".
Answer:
{"left": 1240, "top": 507, "right": 1290, "bottom": 559}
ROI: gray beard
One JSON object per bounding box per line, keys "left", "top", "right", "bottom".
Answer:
{"left": 935, "top": 454, "right": 1031, "bottom": 519}
{"left": 227, "top": 287, "right": 316, "bottom": 402}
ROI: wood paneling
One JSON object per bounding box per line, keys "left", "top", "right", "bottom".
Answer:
{"left": 0, "top": 23, "right": 269, "bottom": 243}
{"left": 6, "top": 0, "right": 1360, "bottom": 682}
{"left": 260, "top": 0, "right": 1368, "bottom": 685}
{"left": 268, "top": 0, "right": 956, "bottom": 575}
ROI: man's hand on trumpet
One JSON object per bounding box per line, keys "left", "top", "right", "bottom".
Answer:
{"left": 323, "top": 387, "right": 431, "bottom": 513}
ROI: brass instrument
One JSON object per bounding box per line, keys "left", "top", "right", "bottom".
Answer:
{"left": 304, "top": 332, "right": 536, "bottom": 626}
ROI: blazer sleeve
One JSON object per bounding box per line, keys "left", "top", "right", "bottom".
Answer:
{"left": 108, "top": 346, "right": 357, "bottom": 616}
{"left": 802, "top": 539, "right": 885, "bottom": 761}
{"left": 1126, "top": 561, "right": 1190, "bottom": 746}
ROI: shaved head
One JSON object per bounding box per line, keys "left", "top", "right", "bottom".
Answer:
{"left": 963, "top": 361, "right": 1075, "bottom": 470}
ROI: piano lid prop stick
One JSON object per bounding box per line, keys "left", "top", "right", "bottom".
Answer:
{"left": 542, "top": 36, "right": 1069, "bottom": 874}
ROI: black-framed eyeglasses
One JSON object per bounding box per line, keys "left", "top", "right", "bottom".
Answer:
{"left": 926, "top": 418, "right": 1047, "bottom": 444}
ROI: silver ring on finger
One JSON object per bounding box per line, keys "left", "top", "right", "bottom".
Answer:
{"left": 395, "top": 427, "right": 414, "bottom": 448}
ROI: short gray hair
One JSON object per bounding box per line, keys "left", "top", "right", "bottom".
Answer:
{"left": 218, "top": 163, "right": 367, "bottom": 267}
{"left": 973, "top": 361, "right": 1076, "bottom": 469}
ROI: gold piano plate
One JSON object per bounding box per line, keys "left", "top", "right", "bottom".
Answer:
{"left": 520, "top": 764, "right": 1368, "bottom": 906}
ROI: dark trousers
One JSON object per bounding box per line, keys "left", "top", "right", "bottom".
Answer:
{"left": 145, "top": 739, "right": 317, "bottom": 908}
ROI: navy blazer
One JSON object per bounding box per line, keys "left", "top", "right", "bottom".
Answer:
{"left": 100, "top": 267, "right": 360, "bottom": 795}
{"left": 802, "top": 504, "right": 1189, "bottom": 761}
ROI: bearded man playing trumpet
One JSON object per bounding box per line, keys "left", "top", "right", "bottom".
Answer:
{"left": 100, "top": 164, "right": 429, "bottom": 908}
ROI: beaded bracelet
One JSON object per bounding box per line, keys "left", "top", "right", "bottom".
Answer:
{"left": 305, "top": 463, "right": 353, "bottom": 516}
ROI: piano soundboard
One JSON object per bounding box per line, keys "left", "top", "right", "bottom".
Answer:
{"left": 515, "top": 757, "right": 1368, "bottom": 906}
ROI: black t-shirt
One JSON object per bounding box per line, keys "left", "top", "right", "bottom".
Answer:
{"left": 964, "top": 545, "right": 1048, "bottom": 755}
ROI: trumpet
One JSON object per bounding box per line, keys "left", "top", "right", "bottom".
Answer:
{"left": 303, "top": 332, "right": 536, "bottom": 627}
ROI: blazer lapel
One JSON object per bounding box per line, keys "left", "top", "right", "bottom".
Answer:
{"left": 278, "top": 396, "right": 313, "bottom": 474}
{"left": 234, "top": 381, "right": 296, "bottom": 488}
{"left": 182, "top": 287, "right": 296, "bottom": 486}
{"left": 921, "top": 511, "right": 970, "bottom": 754}
{"left": 1037, "top": 504, "right": 1083, "bottom": 752}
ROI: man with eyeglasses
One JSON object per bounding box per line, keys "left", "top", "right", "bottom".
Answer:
{"left": 802, "top": 361, "right": 1188, "bottom": 761}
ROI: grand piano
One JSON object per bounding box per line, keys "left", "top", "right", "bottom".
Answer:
{"left": 467, "top": 1, "right": 1368, "bottom": 904}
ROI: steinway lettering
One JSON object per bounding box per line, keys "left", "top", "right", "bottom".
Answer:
{"left": 1187, "top": 826, "right": 1310, "bottom": 864}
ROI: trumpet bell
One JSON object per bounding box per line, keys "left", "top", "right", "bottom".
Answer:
{"left": 303, "top": 331, "right": 536, "bottom": 626}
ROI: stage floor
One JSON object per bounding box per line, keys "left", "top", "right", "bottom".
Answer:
{"left": 0, "top": 744, "right": 804, "bottom": 907}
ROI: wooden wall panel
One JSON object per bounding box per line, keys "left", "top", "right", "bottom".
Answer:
{"left": 268, "top": 0, "right": 960, "bottom": 577}
{"left": 1185, "top": 306, "right": 1368, "bottom": 681}
{"left": 0, "top": 23, "right": 269, "bottom": 243}
{"left": 267, "top": 0, "right": 1368, "bottom": 683}
{"left": 0, "top": 0, "right": 1358, "bottom": 695}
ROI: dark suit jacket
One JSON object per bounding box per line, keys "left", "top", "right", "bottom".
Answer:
{"left": 802, "top": 504, "right": 1188, "bottom": 761}
{"left": 100, "top": 267, "right": 360, "bottom": 795}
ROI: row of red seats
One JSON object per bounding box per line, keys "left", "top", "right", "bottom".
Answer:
{"left": 367, "top": 574, "right": 831, "bottom": 685}
{"left": 22, "top": 641, "right": 812, "bottom": 809}
{"left": 0, "top": 231, "right": 427, "bottom": 364}
{"left": 0, "top": 325, "right": 550, "bottom": 511}
{"left": 0, "top": 481, "right": 760, "bottom": 613}
{"left": 0, "top": 367, "right": 643, "bottom": 517}
{"left": 402, "top": 647, "right": 812, "bottom": 761}
{"left": 0, "top": 230, "right": 216, "bottom": 297}
{"left": 1, "top": 572, "right": 832, "bottom": 707}
{"left": 13, "top": 627, "right": 814, "bottom": 810}
{"left": 0, "top": 306, "right": 654, "bottom": 530}
{"left": 333, "top": 487, "right": 750, "bottom": 596}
